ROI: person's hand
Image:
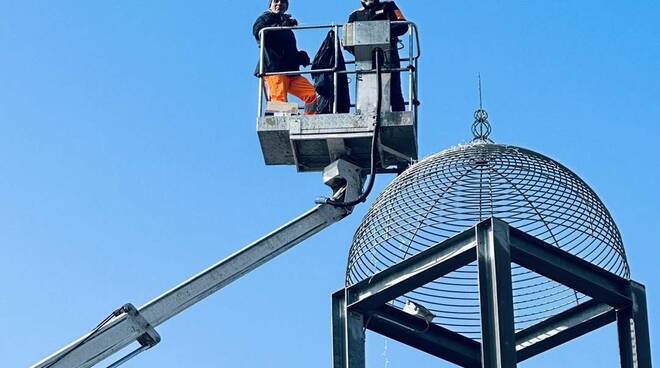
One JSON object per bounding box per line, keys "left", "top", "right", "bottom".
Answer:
{"left": 298, "top": 50, "right": 311, "bottom": 67}
{"left": 282, "top": 15, "right": 298, "bottom": 27}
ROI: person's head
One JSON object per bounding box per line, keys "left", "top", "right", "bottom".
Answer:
{"left": 269, "top": 0, "right": 289, "bottom": 14}
{"left": 361, "top": 0, "right": 380, "bottom": 8}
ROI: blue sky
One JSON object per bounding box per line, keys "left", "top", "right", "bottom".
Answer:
{"left": 1, "top": 1, "right": 658, "bottom": 367}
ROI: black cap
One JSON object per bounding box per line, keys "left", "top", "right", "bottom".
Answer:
{"left": 361, "top": 0, "right": 380, "bottom": 9}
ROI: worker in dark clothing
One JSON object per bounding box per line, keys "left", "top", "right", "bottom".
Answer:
{"left": 348, "top": 0, "right": 408, "bottom": 112}
{"left": 253, "top": 0, "right": 317, "bottom": 114}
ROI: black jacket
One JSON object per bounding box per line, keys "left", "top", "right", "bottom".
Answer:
{"left": 311, "top": 30, "right": 350, "bottom": 114}
{"left": 348, "top": 1, "right": 408, "bottom": 39}
{"left": 253, "top": 11, "right": 305, "bottom": 75}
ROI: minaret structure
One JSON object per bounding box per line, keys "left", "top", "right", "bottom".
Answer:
{"left": 332, "top": 93, "right": 652, "bottom": 368}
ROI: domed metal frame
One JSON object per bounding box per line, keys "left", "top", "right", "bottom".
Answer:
{"left": 333, "top": 141, "right": 651, "bottom": 368}
{"left": 346, "top": 142, "right": 629, "bottom": 337}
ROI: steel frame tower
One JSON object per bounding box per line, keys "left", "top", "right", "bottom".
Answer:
{"left": 332, "top": 218, "right": 652, "bottom": 368}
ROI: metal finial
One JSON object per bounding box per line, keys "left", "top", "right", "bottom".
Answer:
{"left": 472, "top": 74, "right": 492, "bottom": 142}
{"left": 478, "top": 73, "right": 483, "bottom": 110}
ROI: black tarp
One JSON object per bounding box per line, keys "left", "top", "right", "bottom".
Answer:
{"left": 311, "top": 30, "right": 351, "bottom": 114}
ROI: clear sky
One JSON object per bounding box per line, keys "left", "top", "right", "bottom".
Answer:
{"left": 1, "top": 1, "right": 658, "bottom": 367}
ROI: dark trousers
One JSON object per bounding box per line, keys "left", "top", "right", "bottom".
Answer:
{"left": 386, "top": 49, "right": 405, "bottom": 112}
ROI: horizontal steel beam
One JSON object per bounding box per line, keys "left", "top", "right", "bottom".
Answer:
{"left": 516, "top": 299, "right": 616, "bottom": 362}
{"left": 347, "top": 227, "right": 477, "bottom": 312}
{"left": 509, "top": 227, "right": 631, "bottom": 308}
{"left": 366, "top": 300, "right": 620, "bottom": 368}
{"left": 367, "top": 304, "right": 482, "bottom": 368}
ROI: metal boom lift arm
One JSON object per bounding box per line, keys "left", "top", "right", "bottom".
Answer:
{"left": 32, "top": 159, "right": 363, "bottom": 368}
{"left": 33, "top": 18, "right": 416, "bottom": 368}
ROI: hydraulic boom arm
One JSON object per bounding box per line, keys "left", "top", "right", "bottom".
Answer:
{"left": 32, "top": 159, "right": 363, "bottom": 368}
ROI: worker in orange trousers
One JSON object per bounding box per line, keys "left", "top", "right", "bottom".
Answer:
{"left": 253, "top": 0, "right": 317, "bottom": 114}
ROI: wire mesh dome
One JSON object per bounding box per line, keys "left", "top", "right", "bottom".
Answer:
{"left": 346, "top": 141, "right": 629, "bottom": 338}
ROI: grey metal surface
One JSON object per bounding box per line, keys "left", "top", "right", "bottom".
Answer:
{"left": 343, "top": 21, "right": 390, "bottom": 52}
{"left": 345, "top": 21, "right": 392, "bottom": 114}
{"left": 105, "top": 346, "right": 149, "bottom": 368}
{"left": 346, "top": 142, "right": 630, "bottom": 338}
{"left": 139, "top": 203, "right": 350, "bottom": 328}
{"left": 258, "top": 112, "right": 417, "bottom": 172}
{"left": 356, "top": 72, "right": 391, "bottom": 115}
{"left": 324, "top": 159, "right": 364, "bottom": 199}
{"left": 516, "top": 299, "right": 616, "bottom": 362}
{"left": 33, "top": 160, "right": 361, "bottom": 368}
{"left": 31, "top": 312, "right": 154, "bottom": 368}
{"left": 476, "top": 219, "right": 517, "bottom": 368}
{"left": 123, "top": 303, "right": 160, "bottom": 349}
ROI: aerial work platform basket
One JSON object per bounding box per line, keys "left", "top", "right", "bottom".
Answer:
{"left": 256, "top": 21, "right": 420, "bottom": 173}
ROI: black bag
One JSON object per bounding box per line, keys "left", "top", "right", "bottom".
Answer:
{"left": 311, "top": 30, "right": 351, "bottom": 114}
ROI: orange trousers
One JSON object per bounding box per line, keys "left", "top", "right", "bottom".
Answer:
{"left": 265, "top": 75, "right": 317, "bottom": 114}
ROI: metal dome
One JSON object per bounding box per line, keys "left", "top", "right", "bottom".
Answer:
{"left": 346, "top": 141, "right": 629, "bottom": 338}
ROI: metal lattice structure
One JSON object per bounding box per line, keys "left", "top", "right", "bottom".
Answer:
{"left": 346, "top": 142, "right": 630, "bottom": 338}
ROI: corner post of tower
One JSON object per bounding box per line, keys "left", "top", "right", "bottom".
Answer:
{"left": 332, "top": 290, "right": 366, "bottom": 368}
{"left": 617, "top": 281, "right": 653, "bottom": 368}
{"left": 476, "top": 218, "right": 517, "bottom": 368}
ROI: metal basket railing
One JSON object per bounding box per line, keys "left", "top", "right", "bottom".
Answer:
{"left": 256, "top": 21, "right": 420, "bottom": 118}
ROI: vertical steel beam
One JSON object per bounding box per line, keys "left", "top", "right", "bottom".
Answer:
{"left": 332, "top": 291, "right": 348, "bottom": 368}
{"left": 618, "top": 282, "right": 653, "bottom": 368}
{"left": 332, "top": 290, "right": 366, "bottom": 368}
{"left": 630, "top": 282, "right": 653, "bottom": 368}
{"left": 618, "top": 307, "right": 636, "bottom": 368}
{"left": 345, "top": 310, "right": 366, "bottom": 368}
{"left": 477, "top": 219, "right": 517, "bottom": 368}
